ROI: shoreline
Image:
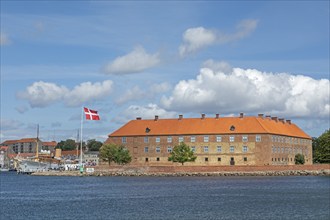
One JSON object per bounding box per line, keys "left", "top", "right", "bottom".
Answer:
{"left": 32, "top": 165, "right": 330, "bottom": 177}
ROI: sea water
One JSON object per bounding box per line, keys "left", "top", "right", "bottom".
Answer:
{"left": 0, "top": 172, "right": 329, "bottom": 220}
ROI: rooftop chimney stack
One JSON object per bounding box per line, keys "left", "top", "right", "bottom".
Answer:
{"left": 239, "top": 112, "right": 244, "bottom": 118}
{"left": 154, "top": 115, "right": 159, "bottom": 121}
{"left": 201, "top": 113, "right": 205, "bottom": 119}
{"left": 179, "top": 115, "right": 183, "bottom": 120}
{"left": 271, "top": 116, "right": 278, "bottom": 122}
{"left": 215, "top": 113, "right": 220, "bottom": 119}
{"left": 265, "top": 115, "right": 271, "bottom": 120}
{"left": 286, "top": 119, "right": 291, "bottom": 124}
{"left": 258, "top": 113, "right": 264, "bottom": 118}
{"left": 279, "top": 118, "right": 285, "bottom": 123}
{"left": 136, "top": 117, "right": 142, "bottom": 120}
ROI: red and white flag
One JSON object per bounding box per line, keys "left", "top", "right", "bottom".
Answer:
{"left": 84, "top": 107, "right": 100, "bottom": 120}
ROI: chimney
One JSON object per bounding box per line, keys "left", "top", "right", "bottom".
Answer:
{"left": 178, "top": 114, "right": 183, "bottom": 120}
{"left": 201, "top": 113, "right": 205, "bottom": 119}
{"left": 136, "top": 117, "right": 142, "bottom": 120}
{"left": 286, "top": 119, "right": 291, "bottom": 124}
{"left": 271, "top": 116, "right": 278, "bottom": 122}
{"left": 215, "top": 113, "right": 220, "bottom": 119}
{"left": 279, "top": 118, "right": 285, "bottom": 123}
{"left": 265, "top": 115, "right": 271, "bottom": 120}
{"left": 239, "top": 112, "right": 244, "bottom": 118}
{"left": 258, "top": 113, "right": 264, "bottom": 118}
{"left": 154, "top": 115, "right": 159, "bottom": 121}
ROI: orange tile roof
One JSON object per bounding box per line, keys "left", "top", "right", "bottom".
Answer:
{"left": 42, "top": 141, "right": 57, "bottom": 147}
{"left": 109, "top": 116, "right": 311, "bottom": 139}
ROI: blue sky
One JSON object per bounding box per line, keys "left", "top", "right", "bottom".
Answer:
{"left": 1, "top": 1, "right": 329, "bottom": 143}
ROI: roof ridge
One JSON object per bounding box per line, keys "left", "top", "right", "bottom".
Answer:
{"left": 255, "top": 117, "right": 270, "bottom": 133}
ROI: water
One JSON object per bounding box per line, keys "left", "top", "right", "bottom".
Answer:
{"left": 1, "top": 172, "right": 329, "bottom": 220}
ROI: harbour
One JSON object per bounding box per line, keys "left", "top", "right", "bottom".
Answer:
{"left": 1, "top": 172, "right": 329, "bottom": 220}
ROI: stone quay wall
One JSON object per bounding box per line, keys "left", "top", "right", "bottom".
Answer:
{"left": 32, "top": 164, "right": 330, "bottom": 177}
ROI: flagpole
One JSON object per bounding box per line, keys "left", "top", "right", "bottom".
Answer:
{"left": 80, "top": 106, "right": 83, "bottom": 173}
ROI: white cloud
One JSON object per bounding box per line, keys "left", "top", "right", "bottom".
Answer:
{"left": 179, "top": 19, "right": 258, "bottom": 57}
{"left": 64, "top": 80, "right": 113, "bottom": 107}
{"left": 150, "top": 82, "right": 171, "bottom": 94}
{"left": 0, "top": 32, "right": 11, "bottom": 46}
{"left": 15, "top": 105, "right": 29, "bottom": 114}
{"left": 202, "top": 59, "right": 232, "bottom": 74}
{"left": 104, "top": 46, "right": 160, "bottom": 74}
{"left": 115, "top": 86, "right": 146, "bottom": 105}
{"left": 17, "top": 80, "right": 113, "bottom": 108}
{"left": 179, "top": 27, "right": 217, "bottom": 57}
{"left": 121, "top": 103, "right": 177, "bottom": 120}
{"left": 161, "top": 63, "right": 329, "bottom": 119}
{"left": 17, "top": 81, "right": 69, "bottom": 108}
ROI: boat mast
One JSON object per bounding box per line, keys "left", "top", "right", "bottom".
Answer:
{"left": 35, "top": 124, "right": 39, "bottom": 161}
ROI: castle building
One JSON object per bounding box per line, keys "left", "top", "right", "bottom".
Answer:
{"left": 105, "top": 113, "right": 312, "bottom": 166}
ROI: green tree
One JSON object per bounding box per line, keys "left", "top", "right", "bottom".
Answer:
{"left": 168, "top": 142, "right": 196, "bottom": 165}
{"left": 313, "top": 130, "right": 330, "bottom": 163}
{"left": 295, "top": 153, "right": 305, "bottom": 165}
{"left": 87, "top": 139, "right": 103, "bottom": 151}
{"left": 114, "top": 145, "right": 132, "bottom": 165}
{"left": 56, "top": 139, "right": 76, "bottom": 151}
{"left": 99, "top": 143, "right": 118, "bottom": 165}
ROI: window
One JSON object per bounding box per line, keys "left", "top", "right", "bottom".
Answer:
{"left": 122, "top": 137, "right": 127, "bottom": 143}
{"left": 179, "top": 136, "right": 184, "bottom": 143}
{"left": 218, "top": 157, "right": 221, "bottom": 162}
{"left": 167, "top": 136, "right": 172, "bottom": 143}
{"left": 204, "top": 136, "right": 209, "bottom": 142}
{"left": 156, "top": 147, "right": 160, "bottom": 153}
{"left": 243, "top": 146, "right": 248, "bottom": 153}
{"left": 156, "top": 157, "right": 160, "bottom": 161}
{"left": 167, "top": 147, "right": 172, "bottom": 153}
{"left": 244, "top": 157, "right": 247, "bottom": 162}
{"left": 229, "top": 136, "right": 235, "bottom": 142}
{"left": 216, "top": 135, "right": 222, "bottom": 142}
{"left": 217, "top": 146, "right": 222, "bottom": 153}
{"left": 230, "top": 146, "right": 234, "bottom": 153}
{"left": 191, "top": 136, "right": 196, "bottom": 142}
{"left": 29, "top": 145, "right": 32, "bottom": 153}
{"left": 156, "top": 137, "right": 160, "bottom": 143}
{"left": 242, "top": 136, "right": 248, "bottom": 142}
{"left": 256, "top": 135, "right": 261, "bottom": 142}
{"left": 204, "top": 146, "right": 209, "bottom": 153}
{"left": 191, "top": 146, "right": 196, "bottom": 152}
{"left": 205, "top": 157, "right": 209, "bottom": 162}
{"left": 144, "top": 147, "right": 149, "bottom": 153}
{"left": 144, "top": 137, "right": 149, "bottom": 143}
{"left": 145, "top": 158, "right": 149, "bottom": 162}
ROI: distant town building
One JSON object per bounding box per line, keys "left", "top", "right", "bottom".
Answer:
{"left": 105, "top": 113, "right": 312, "bottom": 166}
{"left": 1, "top": 138, "right": 57, "bottom": 155}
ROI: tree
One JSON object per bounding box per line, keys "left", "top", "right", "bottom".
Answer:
{"left": 114, "top": 146, "right": 132, "bottom": 165}
{"left": 313, "top": 130, "right": 330, "bottom": 163}
{"left": 56, "top": 139, "right": 76, "bottom": 151}
{"left": 99, "top": 143, "right": 132, "bottom": 165}
{"left": 168, "top": 142, "right": 196, "bottom": 165}
{"left": 295, "top": 153, "right": 305, "bottom": 165}
{"left": 87, "top": 139, "right": 103, "bottom": 151}
{"left": 99, "top": 143, "right": 118, "bottom": 165}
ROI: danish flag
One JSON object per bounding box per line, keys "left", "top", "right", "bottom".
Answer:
{"left": 84, "top": 107, "right": 100, "bottom": 120}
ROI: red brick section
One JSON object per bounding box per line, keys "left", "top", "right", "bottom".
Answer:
{"left": 95, "top": 164, "right": 329, "bottom": 173}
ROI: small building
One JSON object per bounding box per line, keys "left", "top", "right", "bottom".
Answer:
{"left": 105, "top": 113, "right": 312, "bottom": 166}
{"left": 1, "top": 138, "right": 57, "bottom": 155}
{"left": 83, "top": 151, "right": 99, "bottom": 166}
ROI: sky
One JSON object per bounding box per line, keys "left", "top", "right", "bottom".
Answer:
{"left": 0, "top": 1, "right": 329, "bottom": 143}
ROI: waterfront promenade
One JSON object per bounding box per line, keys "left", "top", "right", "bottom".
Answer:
{"left": 32, "top": 164, "right": 330, "bottom": 177}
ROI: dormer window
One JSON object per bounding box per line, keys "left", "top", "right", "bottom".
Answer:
{"left": 230, "top": 125, "right": 235, "bottom": 131}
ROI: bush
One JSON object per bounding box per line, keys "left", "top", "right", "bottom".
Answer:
{"left": 295, "top": 153, "right": 305, "bottom": 165}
